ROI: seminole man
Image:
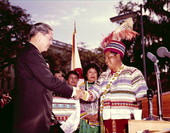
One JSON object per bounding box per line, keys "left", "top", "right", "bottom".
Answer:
{"left": 78, "top": 18, "right": 148, "bottom": 133}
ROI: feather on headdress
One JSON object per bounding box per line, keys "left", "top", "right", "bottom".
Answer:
{"left": 101, "top": 17, "right": 139, "bottom": 48}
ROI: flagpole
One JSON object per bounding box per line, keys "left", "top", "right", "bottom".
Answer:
{"left": 71, "top": 23, "right": 76, "bottom": 70}
{"left": 71, "top": 21, "right": 82, "bottom": 70}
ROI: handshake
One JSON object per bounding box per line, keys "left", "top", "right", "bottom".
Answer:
{"left": 74, "top": 89, "right": 88, "bottom": 101}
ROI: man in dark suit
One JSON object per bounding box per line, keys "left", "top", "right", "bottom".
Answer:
{"left": 13, "top": 23, "right": 82, "bottom": 133}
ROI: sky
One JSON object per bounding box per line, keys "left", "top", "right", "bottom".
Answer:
{"left": 10, "top": 0, "right": 143, "bottom": 50}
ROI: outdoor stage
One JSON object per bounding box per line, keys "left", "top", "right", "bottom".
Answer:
{"left": 141, "top": 91, "right": 170, "bottom": 119}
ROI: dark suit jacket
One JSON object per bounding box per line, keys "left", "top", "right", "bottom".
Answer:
{"left": 13, "top": 42, "right": 73, "bottom": 133}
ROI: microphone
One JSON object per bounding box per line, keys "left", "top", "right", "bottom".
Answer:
{"left": 147, "top": 52, "right": 159, "bottom": 63}
{"left": 157, "top": 47, "right": 170, "bottom": 58}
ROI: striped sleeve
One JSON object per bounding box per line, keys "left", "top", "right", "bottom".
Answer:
{"left": 87, "top": 70, "right": 109, "bottom": 101}
{"left": 131, "top": 68, "right": 148, "bottom": 98}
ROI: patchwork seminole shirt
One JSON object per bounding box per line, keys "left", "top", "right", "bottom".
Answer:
{"left": 87, "top": 64, "right": 148, "bottom": 120}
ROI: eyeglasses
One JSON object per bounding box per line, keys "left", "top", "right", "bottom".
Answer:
{"left": 104, "top": 55, "right": 116, "bottom": 60}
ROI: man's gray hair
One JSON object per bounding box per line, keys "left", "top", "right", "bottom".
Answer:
{"left": 29, "top": 22, "right": 52, "bottom": 40}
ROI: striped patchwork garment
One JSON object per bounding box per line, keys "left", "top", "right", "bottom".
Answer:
{"left": 88, "top": 64, "right": 148, "bottom": 120}
{"left": 52, "top": 97, "right": 77, "bottom": 123}
{"left": 79, "top": 82, "right": 100, "bottom": 126}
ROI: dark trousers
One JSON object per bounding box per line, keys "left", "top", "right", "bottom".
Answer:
{"left": 103, "top": 119, "right": 128, "bottom": 133}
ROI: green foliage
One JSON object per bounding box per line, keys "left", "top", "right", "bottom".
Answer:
{"left": 42, "top": 49, "right": 72, "bottom": 73}
{"left": 144, "top": 0, "right": 169, "bottom": 18}
{"left": 0, "top": 1, "right": 32, "bottom": 72}
{"left": 80, "top": 47, "right": 106, "bottom": 72}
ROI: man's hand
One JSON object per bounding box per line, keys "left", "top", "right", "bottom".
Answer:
{"left": 74, "top": 89, "right": 85, "bottom": 100}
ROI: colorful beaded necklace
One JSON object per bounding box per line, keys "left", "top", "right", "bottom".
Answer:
{"left": 100, "top": 64, "right": 125, "bottom": 114}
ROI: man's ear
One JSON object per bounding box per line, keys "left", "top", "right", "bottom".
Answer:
{"left": 35, "top": 32, "right": 42, "bottom": 42}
